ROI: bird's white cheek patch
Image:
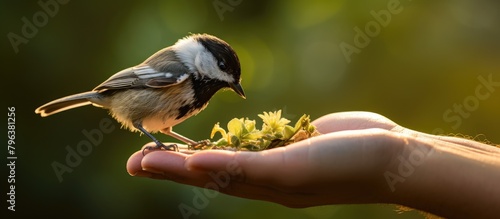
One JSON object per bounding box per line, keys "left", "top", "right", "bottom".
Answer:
{"left": 194, "top": 52, "right": 235, "bottom": 83}
{"left": 194, "top": 53, "right": 208, "bottom": 76}
{"left": 173, "top": 37, "right": 202, "bottom": 73}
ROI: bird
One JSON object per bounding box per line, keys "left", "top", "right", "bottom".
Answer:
{"left": 35, "top": 33, "right": 245, "bottom": 153}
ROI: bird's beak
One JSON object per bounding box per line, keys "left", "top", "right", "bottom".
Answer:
{"left": 229, "top": 82, "right": 246, "bottom": 99}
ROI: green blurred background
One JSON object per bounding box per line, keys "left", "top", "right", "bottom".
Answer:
{"left": 2, "top": 0, "right": 499, "bottom": 218}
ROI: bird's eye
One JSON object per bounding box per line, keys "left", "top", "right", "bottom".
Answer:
{"left": 218, "top": 61, "right": 227, "bottom": 71}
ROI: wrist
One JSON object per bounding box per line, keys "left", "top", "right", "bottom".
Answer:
{"left": 383, "top": 136, "right": 500, "bottom": 218}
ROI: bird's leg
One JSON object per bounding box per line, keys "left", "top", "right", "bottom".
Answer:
{"left": 133, "top": 122, "right": 178, "bottom": 155}
{"left": 160, "top": 127, "right": 198, "bottom": 145}
{"left": 160, "top": 127, "right": 211, "bottom": 149}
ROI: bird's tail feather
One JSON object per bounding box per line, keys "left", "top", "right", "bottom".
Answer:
{"left": 35, "top": 91, "right": 101, "bottom": 117}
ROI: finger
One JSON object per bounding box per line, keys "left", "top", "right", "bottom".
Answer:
{"left": 126, "top": 150, "right": 146, "bottom": 176}
{"left": 125, "top": 145, "right": 320, "bottom": 206}
{"left": 141, "top": 151, "right": 199, "bottom": 182}
{"left": 313, "top": 111, "right": 399, "bottom": 133}
{"left": 127, "top": 142, "right": 188, "bottom": 179}
{"left": 181, "top": 142, "right": 386, "bottom": 207}
{"left": 137, "top": 147, "right": 382, "bottom": 208}
{"left": 187, "top": 129, "right": 402, "bottom": 189}
{"left": 184, "top": 149, "right": 293, "bottom": 188}
{"left": 183, "top": 133, "right": 339, "bottom": 188}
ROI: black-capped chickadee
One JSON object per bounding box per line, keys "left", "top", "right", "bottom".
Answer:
{"left": 35, "top": 33, "right": 245, "bottom": 153}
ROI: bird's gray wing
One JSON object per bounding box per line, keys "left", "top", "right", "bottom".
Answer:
{"left": 93, "top": 63, "right": 190, "bottom": 92}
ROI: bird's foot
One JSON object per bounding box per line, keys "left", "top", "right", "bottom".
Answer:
{"left": 142, "top": 141, "right": 178, "bottom": 156}
{"left": 188, "top": 139, "right": 212, "bottom": 150}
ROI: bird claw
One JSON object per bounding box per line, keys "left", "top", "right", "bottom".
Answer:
{"left": 142, "top": 143, "right": 178, "bottom": 156}
{"left": 188, "top": 139, "right": 212, "bottom": 150}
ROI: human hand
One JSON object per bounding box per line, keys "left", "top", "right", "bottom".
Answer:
{"left": 126, "top": 111, "right": 500, "bottom": 218}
